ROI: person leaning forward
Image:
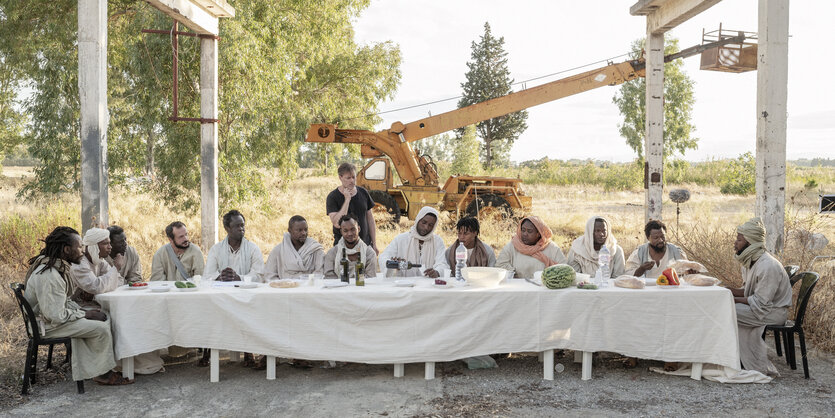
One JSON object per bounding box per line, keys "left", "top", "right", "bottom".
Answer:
{"left": 69, "top": 227, "right": 124, "bottom": 307}
{"left": 24, "top": 226, "right": 133, "bottom": 385}
{"left": 104, "top": 225, "right": 142, "bottom": 283}
{"left": 496, "top": 216, "right": 566, "bottom": 279}
{"left": 326, "top": 162, "right": 378, "bottom": 254}
{"left": 324, "top": 214, "right": 378, "bottom": 279}
{"left": 625, "top": 220, "right": 688, "bottom": 279}
{"left": 150, "top": 221, "right": 205, "bottom": 281}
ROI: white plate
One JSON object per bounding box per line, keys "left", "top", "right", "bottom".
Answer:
{"left": 659, "top": 285, "right": 682, "bottom": 289}
{"left": 126, "top": 284, "right": 149, "bottom": 290}
{"left": 323, "top": 281, "right": 350, "bottom": 289}
{"left": 150, "top": 287, "right": 170, "bottom": 293}
{"left": 238, "top": 283, "right": 258, "bottom": 289}
{"left": 394, "top": 279, "right": 415, "bottom": 287}
{"left": 177, "top": 287, "right": 199, "bottom": 292}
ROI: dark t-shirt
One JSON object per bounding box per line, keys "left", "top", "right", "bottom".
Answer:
{"left": 326, "top": 186, "right": 375, "bottom": 246}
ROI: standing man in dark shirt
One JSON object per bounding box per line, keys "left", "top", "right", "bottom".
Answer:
{"left": 326, "top": 162, "right": 378, "bottom": 254}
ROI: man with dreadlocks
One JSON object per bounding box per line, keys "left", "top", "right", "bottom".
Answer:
{"left": 24, "top": 226, "right": 133, "bottom": 385}
{"left": 730, "top": 217, "right": 792, "bottom": 376}
{"left": 69, "top": 227, "right": 125, "bottom": 304}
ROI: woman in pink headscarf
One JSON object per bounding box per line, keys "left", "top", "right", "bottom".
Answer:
{"left": 496, "top": 216, "right": 567, "bottom": 279}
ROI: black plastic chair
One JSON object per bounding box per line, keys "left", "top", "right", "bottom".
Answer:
{"left": 765, "top": 272, "right": 820, "bottom": 379}
{"left": 784, "top": 265, "right": 799, "bottom": 284}
{"left": 10, "top": 283, "right": 84, "bottom": 394}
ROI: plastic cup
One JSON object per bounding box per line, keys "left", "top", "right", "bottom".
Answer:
{"left": 442, "top": 268, "right": 451, "bottom": 278}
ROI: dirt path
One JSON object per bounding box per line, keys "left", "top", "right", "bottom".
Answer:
{"left": 3, "top": 348, "right": 833, "bottom": 417}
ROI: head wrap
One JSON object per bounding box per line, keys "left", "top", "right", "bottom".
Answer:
{"left": 410, "top": 206, "right": 440, "bottom": 239}
{"left": 570, "top": 216, "right": 617, "bottom": 262}
{"left": 511, "top": 216, "right": 558, "bottom": 267}
{"left": 735, "top": 217, "right": 766, "bottom": 267}
{"left": 405, "top": 206, "right": 442, "bottom": 270}
{"left": 82, "top": 227, "right": 110, "bottom": 266}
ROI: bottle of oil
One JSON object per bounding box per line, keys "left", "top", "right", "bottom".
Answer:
{"left": 340, "top": 248, "right": 349, "bottom": 283}
{"left": 355, "top": 259, "right": 365, "bottom": 286}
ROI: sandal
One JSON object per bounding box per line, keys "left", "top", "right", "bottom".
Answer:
{"left": 253, "top": 356, "right": 267, "bottom": 371}
{"left": 93, "top": 371, "right": 135, "bottom": 386}
{"left": 663, "top": 362, "right": 680, "bottom": 372}
{"left": 623, "top": 357, "right": 638, "bottom": 369}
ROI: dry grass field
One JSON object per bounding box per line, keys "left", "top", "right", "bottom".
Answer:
{"left": 0, "top": 165, "right": 833, "bottom": 404}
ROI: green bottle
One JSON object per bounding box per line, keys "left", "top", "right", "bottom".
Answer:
{"left": 355, "top": 259, "right": 365, "bottom": 286}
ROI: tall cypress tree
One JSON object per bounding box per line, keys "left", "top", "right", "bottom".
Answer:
{"left": 458, "top": 22, "right": 528, "bottom": 169}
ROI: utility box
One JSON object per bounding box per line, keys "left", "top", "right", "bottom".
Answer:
{"left": 700, "top": 25, "right": 758, "bottom": 73}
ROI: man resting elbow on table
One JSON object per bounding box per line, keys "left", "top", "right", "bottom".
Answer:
{"left": 378, "top": 206, "right": 446, "bottom": 278}
{"left": 496, "top": 216, "right": 565, "bottom": 279}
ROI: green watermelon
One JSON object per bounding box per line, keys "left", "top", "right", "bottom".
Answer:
{"left": 542, "top": 264, "right": 576, "bottom": 289}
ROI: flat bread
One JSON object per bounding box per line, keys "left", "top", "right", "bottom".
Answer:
{"left": 270, "top": 280, "right": 299, "bottom": 288}
{"left": 614, "top": 275, "right": 645, "bottom": 289}
{"left": 681, "top": 274, "right": 721, "bottom": 286}
{"left": 668, "top": 260, "right": 708, "bottom": 274}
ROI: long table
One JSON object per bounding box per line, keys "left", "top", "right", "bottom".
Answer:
{"left": 96, "top": 279, "right": 740, "bottom": 382}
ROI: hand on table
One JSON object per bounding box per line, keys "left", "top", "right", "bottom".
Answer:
{"left": 85, "top": 310, "right": 107, "bottom": 322}
{"left": 218, "top": 267, "right": 240, "bottom": 282}
{"left": 424, "top": 268, "right": 440, "bottom": 279}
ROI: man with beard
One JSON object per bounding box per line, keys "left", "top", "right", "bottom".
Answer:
{"left": 326, "top": 162, "right": 378, "bottom": 254}
{"left": 324, "top": 214, "right": 378, "bottom": 279}
{"left": 104, "top": 225, "right": 142, "bottom": 283}
{"left": 497, "top": 216, "right": 566, "bottom": 279}
{"left": 264, "top": 215, "right": 325, "bottom": 280}
{"left": 566, "top": 216, "right": 625, "bottom": 278}
{"left": 379, "top": 206, "right": 446, "bottom": 278}
{"left": 70, "top": 227, "right": 124, "bottom": 300}
{"left": 625, "top": 220, "right": 688, "bottom": 278}
{"left": 730, "top": 217, "right": 792, "bottom": 376}
{"left": 24, "top": 226, "right": 133, "bottom": 385}
{"left": 150, "top": 221, "right": 205, "bottom": 281}
{"left": 444, "top": 217, "right": 496, "bottom": 269}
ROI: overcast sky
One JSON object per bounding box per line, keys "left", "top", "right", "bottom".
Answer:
{"left": 353, "top": 0, "right": 834, "bottom": 163}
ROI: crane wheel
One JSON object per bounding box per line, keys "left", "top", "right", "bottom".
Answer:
{"left": 369, "top": 190, "right": 401, "bottom": 228}
{"left": 466, "top": 194, "right": 512, "bottom": 220}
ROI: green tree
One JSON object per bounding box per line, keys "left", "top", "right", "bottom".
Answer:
{"left": 0, "top": 55, "right": 25, "bottom": 169}
{"left": 458, "top": 22, "right": 527, "bottom": 170}
{"left": 719, "top": 152, "right": 756, "bottom": 195}
{"left": 451, "top": 125, "right": 480, "bottom": 175}
{"left": 0, "top": 0, "right": 401, "bottom": 208}
{"left": 612, "top": 36, "right": 697, "bottom": 159}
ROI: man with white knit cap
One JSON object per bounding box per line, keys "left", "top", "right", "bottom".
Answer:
{"left": 730, "top": 217, "right": 792, "bottom": 376}
{"left": 70, "top": 227, "right": 125, "bottom": 300}
{"left": 379, "top": 206, "right": 446, "bottom": 278}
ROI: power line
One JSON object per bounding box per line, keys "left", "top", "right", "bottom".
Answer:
{"left": 341, "top": 51, "right": 632, "bottom": 123}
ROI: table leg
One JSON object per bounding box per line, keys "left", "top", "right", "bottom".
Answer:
{"left": 210, "top": 349, "right": 219, "bottom": 383}
{"left": 543, "top": 349, "right": 554, "bottom": 381}
{"left": 690, "top": 362, "right": 703, "bottom": 381}
{"left": 581, "top": 351, "right": 593, "bottom": 380}
{"left": 266, "top": 356, "right": 276, "bottom": 380}
{"left": 122, "top": 356, "right": 135, "bottom": 380}
{"left": 574, "top": 350, "right": 583, "bottom": 363}
{"left": 538, "top": 351, "right": 544, "bottom": 363}
{"left": 230, "top": 351, "right": 240, "bottom": 362}
{"left": 425, "top": 362, "right": 435, "bottom": 380}
{"left": 393, "top": 363, "right": 404, "bottom": 378}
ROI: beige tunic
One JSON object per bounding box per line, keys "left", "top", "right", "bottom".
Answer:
{"left": 70, "top": 255, "right": 124, "bottom": 295}
{"left": 149, "top": 243, "right": 205, "bottom": 281}
{"left": 323, "top": 245, "right": 379, "bottom": 279}
{"left": 104, "top": 245, "right": 142, "bottom": 282}
{"left": 24, "top": 265, "right": 115, "bottom": 381}
{"left": 624, "top": 243, "right": 686, "bottom": 278}
{"left": 566, "top": 245, "right": 626, "bottom": 278}
{"left": 736, "top": 252, "right": 792, "bottom": 376}
{"left": 264, "top": 235, "right": 325, "bottom": 280}
{"left": 495, "top": 241, "right": 567, "bottom": 279}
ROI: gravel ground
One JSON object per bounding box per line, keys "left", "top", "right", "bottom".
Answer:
{"left": 2, "top": 348, "right": 833, "bottom": 417}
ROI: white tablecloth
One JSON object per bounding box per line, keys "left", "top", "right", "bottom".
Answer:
{"left": 96, "top": 280, "right": 741, "bottom": 370}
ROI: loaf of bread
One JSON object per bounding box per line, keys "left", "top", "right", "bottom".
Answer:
{"left": 668, "top": 260, "right": 708, "bottom": 274}
{"left": 614, "top": 275, "right": 645, "bottom": 289}
{"left": 681, "top": 274, "right": 720, "bottom": 286}
{"left": 269, "top": 280, "right": 299, "bottom": 288}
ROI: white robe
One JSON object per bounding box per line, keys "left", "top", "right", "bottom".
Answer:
{"left": 379, "top": 232, "right": 447, "bottom": 276}
{"left": 70, "top": 255, "right": 124, "bottom": 295}
{"left": 264, "top": 233, "right": 325, "bottom": 280}
{"left": 205, "top": 237, "right": 265, "bottom": 282}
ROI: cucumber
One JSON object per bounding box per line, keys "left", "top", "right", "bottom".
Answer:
{"left": 174, "top": 281, "right": 186, "bottom": 288}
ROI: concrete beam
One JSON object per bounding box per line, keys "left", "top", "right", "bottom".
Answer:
{"left": 200, "top": 37, "right": 219, "bottom": 250}
{"left": 193, "top": 0, "right": 235, "bottom": 18}
{"left": 78, "top": 0, "right": 109, "bottom": 232}
{"left": 644, "top": 32, "right": 664, "bottom": 222}
{"left": 756, "top": 0, "right": 789, "bottom": 253}
{"left": 630, "top": 0, "right": 722, "bottom": 34}
{"left": 144, "top": 0, "right": 219, "bottom": 35}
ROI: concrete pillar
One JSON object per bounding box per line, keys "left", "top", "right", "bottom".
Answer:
{"left": 78, "top": 0, "right": 109, "bottom": 232}
{"left": 644, "top": 32, "right": 664, "bottom": 222}
{"left": 756, "top": 0, "right": 789, "bottom": 253}
{"left": 200, "top": 37, "right": 219, "bottom": 250}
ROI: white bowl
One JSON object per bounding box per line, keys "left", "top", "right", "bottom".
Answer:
{"left": 462, "top": 267, "right": 506, "bottom": 288}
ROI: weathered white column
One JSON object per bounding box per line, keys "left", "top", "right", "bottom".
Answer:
{"left": 78, "top": 0, "right": 109, "bottom": 232}
{"left": 200, "top": 37, "right": 219, "bottom": 250}
{"left": 756, "top": 0, "right": 789, "bottom": 253}
{"left": 644, "top": 31, "right": 664, "bottom": 222}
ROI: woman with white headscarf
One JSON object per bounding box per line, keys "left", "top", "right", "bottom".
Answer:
{"left": 566, "top": 216, "right": 625, "bottom": 277}
{"left": 378, "top": 206, "right": 447, "bottom": 277}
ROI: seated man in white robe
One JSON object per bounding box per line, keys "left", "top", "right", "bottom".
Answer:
{"left": 324, "top": 214, "right": 378, "bottom": 279}
{"left": 625, "top": 220, "right": 688, "bottom": 278}
{"left": 378, "top": 206, "right": 446, "bottom": 278}
{"left": 203, "top": 210, "right": 265, "bottom": 368}
{"left": 24, "top": 226, "right": 132, "bottom": 386}
{"left": 69, "top": 227, "right": 124, "bottom": 307}
{"left": 496, "top": 215, "right": 566, "bottom": 279}
{"left": 566, "top": 215, "right": 625, "bottom": 278}
{"left": 150, "top": 221, "right": 204, "bottom": 281}
{"left": 731, "top": 217, "right": 792, "bottom": 376}
{"left": 104, "top": 225, "right": 142, "bottom": 283}
{"left": 264, "top": 215, "right": 325, "bottom": 280}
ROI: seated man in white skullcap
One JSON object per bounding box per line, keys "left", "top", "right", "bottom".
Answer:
{"left": 378, "top": 206, "right": 446, "bottom": 278}
{"left": 70, "top": 227, "right": 125, "bottom": 303}
{"left": 730, "top": 217, "right": 792, "bottom": 376}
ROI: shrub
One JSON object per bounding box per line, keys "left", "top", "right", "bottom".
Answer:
{"left": 719, "top": 152, "right": 756, "bottom": 195}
